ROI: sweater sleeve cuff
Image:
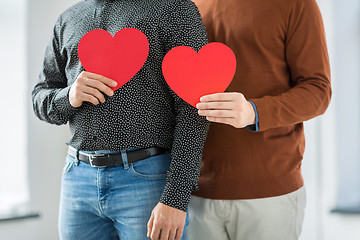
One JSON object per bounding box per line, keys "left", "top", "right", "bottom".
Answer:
{"left": 53, "top": 86, "right": 78, "bottom": 118}
{"left": 246, "top": 100, "right": 259, "bottom": 132}
{"left": 249, "top": 97, "right": 275, "bottom": 132}
{"left": 160, "top": 180, "right": 193, "bottom": 212}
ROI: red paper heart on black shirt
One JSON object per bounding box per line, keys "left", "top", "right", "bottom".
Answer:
{"left": 78, "top": 28, "right": 149, "bottom": 91}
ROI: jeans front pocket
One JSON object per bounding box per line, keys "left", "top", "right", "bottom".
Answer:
{"left": 130, "top": 153, "right": 171, "bottom": 180}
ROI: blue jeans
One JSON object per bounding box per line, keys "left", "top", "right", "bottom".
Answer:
{"left": 58, "top": 149, "right": 189, "bottom": 240}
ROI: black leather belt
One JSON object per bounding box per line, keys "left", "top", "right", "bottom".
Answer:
{"left": 68, "top": 146, "right": 170, "bottom": 167}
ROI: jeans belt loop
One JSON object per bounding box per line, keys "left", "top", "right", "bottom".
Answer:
{"left": 121, "top": 150, "right": 129, "bottom": 169}
{"left": 73, "top": 148, "right": 80, "bottom": 166}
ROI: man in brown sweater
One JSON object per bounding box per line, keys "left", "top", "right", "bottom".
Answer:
{"left": 187, "top": 0, "right": 331, "bottom": 239}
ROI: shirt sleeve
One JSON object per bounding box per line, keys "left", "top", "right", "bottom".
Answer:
{"left": 249, "top": 0, "right": 331, "bottom": 132}
{"left": 159, "top": 0, "right": 210, "bottom": 211}
{"left": 32, "top": 16, "right": 78, "bottom": 125}
{"left": 246, "top": 100, "right": 259, "bottom": 132}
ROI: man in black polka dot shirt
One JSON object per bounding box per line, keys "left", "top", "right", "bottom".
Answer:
{"left": 32, "top": 0, "right": 209, "bottom": 239}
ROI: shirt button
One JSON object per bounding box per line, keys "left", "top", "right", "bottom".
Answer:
{"left": 93, "top": 136, "right": 98, "bottom": 141}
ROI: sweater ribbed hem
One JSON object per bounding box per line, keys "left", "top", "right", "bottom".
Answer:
{"left": 192, "top": 170, "right": 303, "bottom": 200}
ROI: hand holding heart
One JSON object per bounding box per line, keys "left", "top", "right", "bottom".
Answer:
{"left": 197, "top": 92, "right": 256, "bottom": 128}
{"left": 69, "top": 71, "right": 117, "bottom": 108}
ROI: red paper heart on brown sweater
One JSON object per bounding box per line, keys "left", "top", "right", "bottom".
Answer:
{"left": 162, "top": 42, "right": 236, "bottom": 107}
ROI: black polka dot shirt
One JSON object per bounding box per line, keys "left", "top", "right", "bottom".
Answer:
{"left": 32, "top": 0, "right": 209, "bottom": 212}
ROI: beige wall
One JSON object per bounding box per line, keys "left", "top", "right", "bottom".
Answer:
{"left": 0, "top": 0, "right": 76, "bottom": 239}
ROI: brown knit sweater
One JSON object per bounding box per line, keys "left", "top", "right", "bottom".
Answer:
{"left": 192, "top": 0, "right": 331, "bottom": 199}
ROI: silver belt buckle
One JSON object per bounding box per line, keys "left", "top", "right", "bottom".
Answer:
{"left": 89, "top": 154, "right": 107, "bottom": 167}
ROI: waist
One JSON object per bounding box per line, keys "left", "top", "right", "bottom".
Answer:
{"left": 68, "top": 146, "right": 170, "bottom": 167}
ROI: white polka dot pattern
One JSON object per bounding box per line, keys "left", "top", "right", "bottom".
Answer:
{"left": 32, "top": 0, "right": 209, "bottom": 211}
